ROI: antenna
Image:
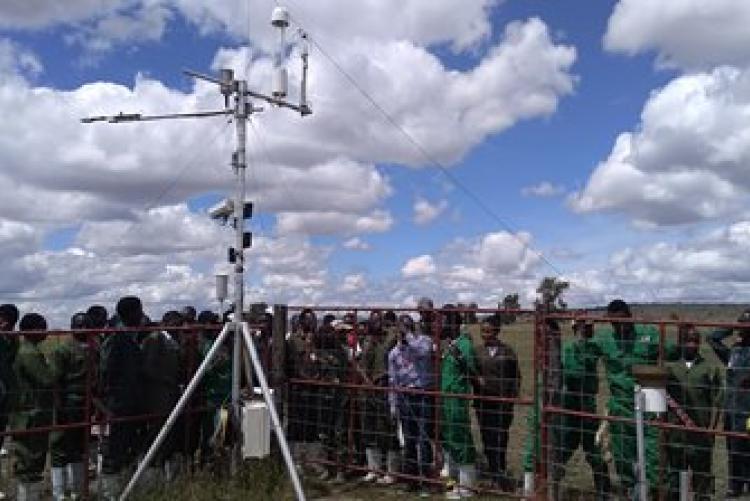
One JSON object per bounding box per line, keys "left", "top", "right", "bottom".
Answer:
{"left": 81, "top": 6, "right": 310, "bottom": 500}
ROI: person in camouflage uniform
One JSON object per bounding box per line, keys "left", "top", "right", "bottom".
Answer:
{"left": 592, "top": 299, "right": 678, "bottom": 496}
{"left": 12, "top": 313, "right": 54, "bottom": 500}
{"left": 49, "top": 312, "right": 93, "bottom": 500}
{"left": 141, "top": 311, "right": 183, "bottom": 480}
{"left": 665, "top": 325, "right": 723, "bottom": 500}
{"left": 553, "top": 318, "right": 610, "bottom": 500}
{"left": 99, "top": 296, "right": 145, "bottom": 499}
{"left": 360, "top": 310, "right": 399, "bottom": 484}
{"left": 441, "top": 305, "right": 478, "bottom": 499}
{"left": 318, "top": 323, "right": 350, "bottom": 482}
{"left": 708, "top": 309, "right": 750, "bottom": 498}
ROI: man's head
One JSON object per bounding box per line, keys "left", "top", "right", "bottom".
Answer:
{"left": 116, "top": 296, "right": 144, "bottom": 328}
{"left": 368, "top": 310, "right": 383, "bottom": 336}
{"left": 162, "top": 310, "right": 183, "bottom": 332}
{"left": 417, "top": 297, "right": 434, "bottom": 328}
{"left": 0, "top": 304, "right": 19, "bottom": 331}
{"left": 607, "top": 299, "right": 633, "bottom": 338}
{"left": 572, "top": 315, "right": 594, "bottom": 339}
{"left": 299, "top": 308, "right": 317, "bottom": 334}
{"left": 86, "top": 305, "right": 108, "bottom": 329}
{"left": 19, "top": 313, "right": 47, "bottom": 343}
{"left": 383, "top": 310, "right": 397, "bottom": 327}
{"left": 466, "top": 302, "right": 479, "bottom": 324}
{"left": 322, "top": 314, "right": 336, "bottom": 327}
{"left": 181, "top": 306, "right": 197, "bottom": 324}
{"left": 70, "top": 312, "right": 90, "bottom": 342}
{"left": 480, "top": 314, "right": 501, "bottom": 342}
{"left": 397, "top": 314, "right": 415, "bottom": 334}
{"left": 737, "top": 309, "right": 750, "bottom": 339}
{"left": 441, "top": 304, "right": 462, "bottom": 340}
{"left": 679, "top": 324, "right": 701, "bottom": 360}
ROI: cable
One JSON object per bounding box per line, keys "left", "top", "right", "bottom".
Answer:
{"left": 275, "top": 5, "right": 660, "bottom": 303}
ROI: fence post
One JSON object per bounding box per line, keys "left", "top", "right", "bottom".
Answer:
{"left": 532, "top": 309, "right": 544, "bottom": 499}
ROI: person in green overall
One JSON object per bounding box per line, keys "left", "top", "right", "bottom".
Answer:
{"left": 593, "top": 299, "right": 678, "bottom": 498}
{"left": 664, "top": 325, "right": 722, "bottom": 500}
{"left": 553, "top": 318, "right": 611, "bottom": 500}
{"left": 49, "top": 312, "right": 92, "bottom": 500}
{"left": 441, "top": 305, "right": 478, "bottom": 499}
{"left": 12, "top": 313, "right": 54, "bottom": 501}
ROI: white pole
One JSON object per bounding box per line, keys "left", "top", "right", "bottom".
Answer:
{"left": 241, "top": 323, "right": 305, "bottom": 501}
{"left": 679, "top": 471, "right": 689, "bottom": 501}
{"left": 634, "top": 387, "right": 648, "bottom": 501}
{"left": 119, "top": 324, "right": 232, "bottom": 500}
{"left": 231, "top": 78, "right": 249, "bottom": 473}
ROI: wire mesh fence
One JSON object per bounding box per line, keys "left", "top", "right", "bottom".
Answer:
{"left": 1, "top": 304, "right": 750, "bottom": 500}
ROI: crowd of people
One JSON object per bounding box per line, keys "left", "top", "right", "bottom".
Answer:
{"left": 0, "top": 297, "right": 245, "bottom": 501}
{"left": 0, "top": 296, "right": 749, "bottom": 500}
{"left": 285, "top": 298, "right": 750, "bottom": 501}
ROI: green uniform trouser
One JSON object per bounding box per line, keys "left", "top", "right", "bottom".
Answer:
{"left": 50, "top": 404, "right": 86, "bottom": 467}
{"left": 666, "top": 432, "right": 713, "bottom": 501}
{"left": 609, "top": 399, "right": 660, "bottom": 489}
{"left": 442, "top": 394, "right": 476, "bottom": 465}
{"left": 12, "top": 410, "right": 50, "bottom": 482}
{"left": 553, "top": 395, "right": 607, "bottom": 482}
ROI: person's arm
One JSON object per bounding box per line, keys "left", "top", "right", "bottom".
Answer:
{"left": 387, "top": 350, "right": 397, "bottom": 416}
{"left": 707, "top": 328, "right": 733, "bottom": 365}
{"left": 710, "top": 365, "right": 725, "bottom": 429}
{"left": 20, "top": 345, "right": 54, "bottom": 390}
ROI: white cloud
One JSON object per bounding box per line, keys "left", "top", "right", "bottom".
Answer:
{"left": 75, "top": 203, "right": 225, "bottom": 256}
{"left": 0, "top": 0, "right": 131, "bottom": 29}
{"left": 401, "top": 254, "right": 436, "bottom": 278}
{"left": 413, "top": 197, "right": 448, "bottom": 225}
{"left": 340, "top": 273, "right": 366, "bottom": 293}
{"left": 174, "top": 0, "right": 498, "bottom": 53}
{"left": 276, "top": 209, "right": 393, "bottom": 235}
{"left": 521, "top": 181, "right": 564, "bottom": 197}
{"left": 605, "top": 0, "right": 750, "bottom": 70}
{"left": 342, "top": 237, "right": 371, "bottom": 251}
{"left": 569, "top": 66, "right": 750, "bottom": 226}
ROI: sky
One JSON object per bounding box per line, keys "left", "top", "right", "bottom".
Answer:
{"left": 2, "top": 0, "right": 750, "bottom": 325}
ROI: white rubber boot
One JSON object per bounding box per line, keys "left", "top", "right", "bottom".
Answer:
{"left": 67, "top": 462, "right": 85, "bottom": 499}
{"left": 363, "top": 448, "right": 382, "bottom": 482}
{"left": 52, "top": 466, "right": 67, "bottom": 500}
{"left": 458, "top": 464, "right": 476, "bottom": 497}
{"left": 377, "top": 450, "right": 399, "bottom": 484}
{"left": 17, "top": 482, "right": 43, "bottom": 501}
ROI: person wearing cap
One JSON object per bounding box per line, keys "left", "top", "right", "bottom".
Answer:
{"left": 592, "top": 299, "right": 678, "bottom": 497}
{"left": 11, "top": 313, "right": 54, "bottom": 500}
{"left": 708, "top": 309, "right": 750, "bottom": 498}
{"left": 475, "top": 314, "right": 520, "bottom": 491}
{"left": 665, "top": 324, "right": 722, "bottom": 500}
{"left": 552, "top": 316, "right": 610, "bottom": 500}
{"left": 388, "top": 299, "right": 435, "bottom": 493}
{"left": 49, "top": 312, "right": 93, "bottom": 500}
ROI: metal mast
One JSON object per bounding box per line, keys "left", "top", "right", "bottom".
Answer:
{"left": 81, "top": 5, "right": 311, "bottom": 499}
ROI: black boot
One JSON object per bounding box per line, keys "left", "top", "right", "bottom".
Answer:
{"left": 593, "top": 471, "right": 611, "bottom": 501}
